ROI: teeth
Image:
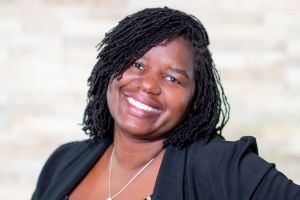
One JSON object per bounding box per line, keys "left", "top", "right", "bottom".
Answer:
{"left": 127, "top": 97, "right": 159, "bottom": 113}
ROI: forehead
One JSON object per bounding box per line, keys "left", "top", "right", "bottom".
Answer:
{"left": 158, "top": 36, "right": 193, "bottom": 57}
{"left": 142, "top": 36, "right": 195, "bottom": 78}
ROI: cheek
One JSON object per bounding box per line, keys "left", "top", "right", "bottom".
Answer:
{"left": 106, "top": 85, "right": 113, "bottom": 116}
{"left": 177, "top": 96, "right": 193, "bottom": 115}
{"left": 106, "top": 81, "right": 119, "bottom": 119}
{"left": 164, "top": 87, "right": 194, "bottom": 114}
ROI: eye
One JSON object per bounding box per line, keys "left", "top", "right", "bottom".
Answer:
{"left": 165, "top": 75, "right": 181, "bottom": 84}
{"left": 131, "top": 62, "right": 144, "bottom": 70}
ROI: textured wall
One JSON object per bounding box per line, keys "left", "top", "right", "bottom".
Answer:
{"left": 0, "top": 0, "right": 299, "bottom": 199}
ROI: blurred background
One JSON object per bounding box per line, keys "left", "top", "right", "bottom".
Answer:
{"left": 0, "top": 0, "right": 299, "bottom": 199}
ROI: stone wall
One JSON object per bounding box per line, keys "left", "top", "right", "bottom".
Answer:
{"left": 0, "top": 0, "right": 299, "bottom": 199}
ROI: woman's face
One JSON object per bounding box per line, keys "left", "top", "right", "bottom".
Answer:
{"left": 107, "top": 37, "right": 195, "bottom": 141}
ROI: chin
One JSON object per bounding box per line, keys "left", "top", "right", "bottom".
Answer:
{"left": 121, "top": 125, "right": 153, "bottom": 136}
{"left": 115, "top": 124, "right": 156, "bottom": 140}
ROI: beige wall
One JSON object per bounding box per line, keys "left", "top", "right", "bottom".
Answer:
{"left": 0, "top": 0, "right": 299, "bottom": 199}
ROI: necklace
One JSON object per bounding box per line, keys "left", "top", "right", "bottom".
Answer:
{"left": 107, "top": 147, "right": 156, "bottom": 200}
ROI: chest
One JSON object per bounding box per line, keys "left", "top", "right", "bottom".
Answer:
{"left": 68, "top": 150, "right": 163, "bottom": 200}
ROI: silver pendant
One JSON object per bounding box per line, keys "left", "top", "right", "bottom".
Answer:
{"left": 107, "top": 198, "right": 112, "bottom": 200}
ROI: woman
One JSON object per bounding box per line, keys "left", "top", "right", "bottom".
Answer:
{"left": 32, "top": 7, "right": 300, "bottom": 200}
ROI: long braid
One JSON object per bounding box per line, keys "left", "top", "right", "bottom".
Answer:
{"left": 82, "top": 7, "right": 230, "bottom": 148}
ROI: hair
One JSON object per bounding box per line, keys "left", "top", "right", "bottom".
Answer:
{"left": 82, "top": 7, "right": 230, "bottom": 148}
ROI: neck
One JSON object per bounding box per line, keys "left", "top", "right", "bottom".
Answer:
{"left": 112, "top": 131, "right": 164, "bottom": 171}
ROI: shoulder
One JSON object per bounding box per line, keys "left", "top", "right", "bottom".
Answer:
{"left": 48, "top": 140, "right": 92, "bottom": 159}
{"left": 32, "top": 140, "right": 93, "bottom": 199}
{"left": 37, "top": 139, "right": 97, "bottom": 179}
{"left": 191, "top": 135, "right": 258, "bottom": 152}
{"left": 188, "top": 136, "right": 260, "bottom": 166}
{"left": 186, "top": 136, "right": 275, "bottom": 198}
{"left": 43, "top": 140, "right": 91, "bottom": 171}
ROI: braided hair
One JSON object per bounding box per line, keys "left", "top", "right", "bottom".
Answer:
{"left": 82, "top": 7, "right": 230, "bottom": 148}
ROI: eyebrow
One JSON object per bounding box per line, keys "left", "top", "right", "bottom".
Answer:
{"left": 168, "top": 66, "right": 190, "bottom": 79}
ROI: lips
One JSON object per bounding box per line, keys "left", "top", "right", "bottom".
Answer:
{"left": 127, "top": 96, "right": 160, "bottom": 113}
{"left": 123, "top": 94, "right": 162, "bottom": 117}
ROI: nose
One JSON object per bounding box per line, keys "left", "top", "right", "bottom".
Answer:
{"left": 138, "top": 74, "right": 161, "bottom": 95}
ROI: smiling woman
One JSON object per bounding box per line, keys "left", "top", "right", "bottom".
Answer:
{"left": 32, "top": 7, "right": 300, "bottom": 200}
{"left": 82, "top": 8, "right": 229, "bottom": 148}
{"left": 107, "top": 37, "right": 195, "bottom": 141}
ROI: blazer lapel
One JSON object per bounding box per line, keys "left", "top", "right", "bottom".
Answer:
{"left": 152, "top": 145, "right": 187, "bottom": 200}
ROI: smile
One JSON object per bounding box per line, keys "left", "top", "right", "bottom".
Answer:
{"left": 126, "top": 96, "right": 161, "bottom": 113}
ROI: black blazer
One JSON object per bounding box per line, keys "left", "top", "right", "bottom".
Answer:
{"left": 32, "top": 136, "right": 300, "bottom": 200}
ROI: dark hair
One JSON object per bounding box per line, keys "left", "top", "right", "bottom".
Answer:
{"left": 82, "top": 7, "right": 230, "bottom": 148}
